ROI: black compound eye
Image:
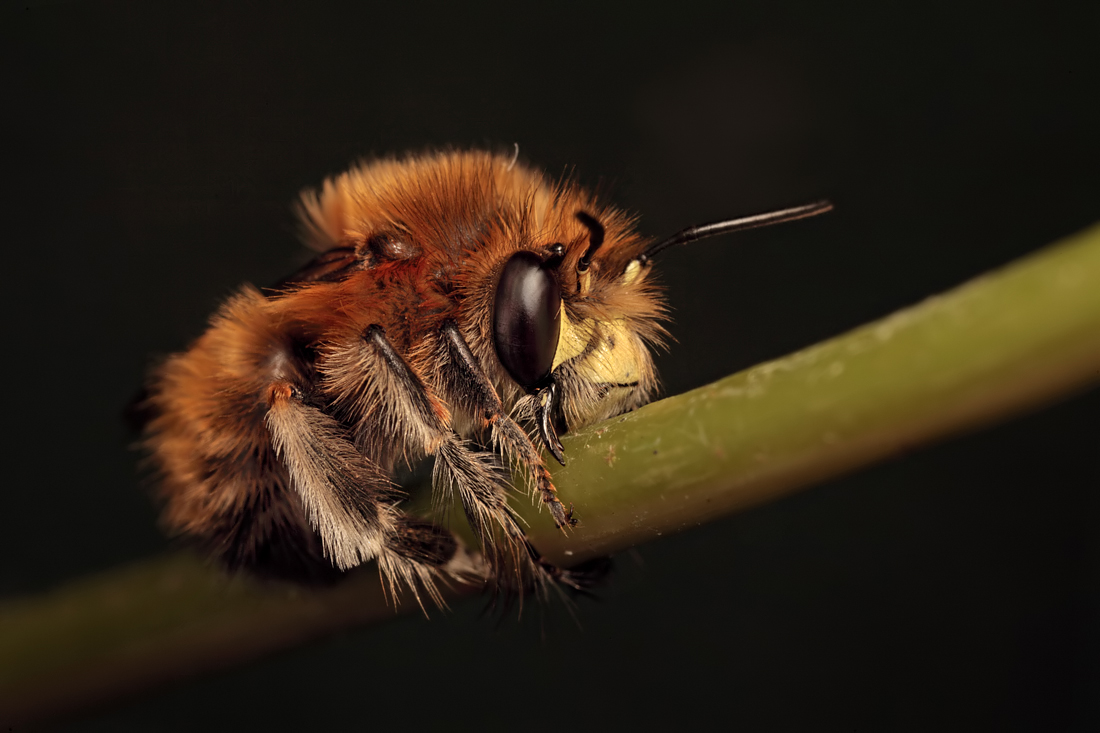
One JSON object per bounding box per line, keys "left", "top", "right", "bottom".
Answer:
{"left": 493, "top": 251, "right": 562, "bottom": 392}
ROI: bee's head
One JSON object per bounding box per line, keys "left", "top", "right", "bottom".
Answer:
{"left": 490, "top": 202, "right": 832, "bottom": 464}
{"left": 491, "top": 211, "right": 664, "bottom": 464}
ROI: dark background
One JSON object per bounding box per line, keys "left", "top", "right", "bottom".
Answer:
{"left": 6, "top": 1, "right": 1100, "bottom": 730}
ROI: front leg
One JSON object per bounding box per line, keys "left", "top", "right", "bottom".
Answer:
{"left": 437, "top": 320, "right": 576, "bottom": 530}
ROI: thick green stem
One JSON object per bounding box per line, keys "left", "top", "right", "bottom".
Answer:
{"left": 4, "top": 222, "right": 1100, "bottom": 727}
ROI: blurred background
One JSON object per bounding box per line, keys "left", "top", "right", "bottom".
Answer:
{"left": 5, "top": 1, "right": 1100, "bottom": 729}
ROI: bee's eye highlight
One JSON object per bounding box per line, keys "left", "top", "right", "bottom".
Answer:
{"left": 493, "top": 251, "right": 562, "bottom": 392}
{"left": 544, "top": 242, "right": 566, "bottom": 269}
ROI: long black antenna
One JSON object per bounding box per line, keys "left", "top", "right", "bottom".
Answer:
{"left": 641, "top": 200, "right": 833, "bottom": 263}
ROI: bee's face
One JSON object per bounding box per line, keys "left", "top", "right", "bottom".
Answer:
{"left": 490, "top": 227, "right": 663, "bottom": 462}
{"left": 549, "top": 258, "right": 658, "bottom": 427}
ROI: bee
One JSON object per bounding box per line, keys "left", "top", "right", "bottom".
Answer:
{"left": 142, "top": 149, "right": 830, "bottom": 605}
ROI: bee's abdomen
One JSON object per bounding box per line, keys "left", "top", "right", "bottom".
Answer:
{"left": 144, "top": 288, "right": 341, "bottom": 583}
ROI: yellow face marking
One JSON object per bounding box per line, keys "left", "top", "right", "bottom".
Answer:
{"left": 553, "top": 306, "right": 645, "bottom": 386}
{"left": 552, "top": 306, "right": 590, "bottom": 371}
{"left": 552, "top": 263, "right": 649, "bottom": 384}
{"left": 573, "top": 318, "right": 645, "bottom": 385}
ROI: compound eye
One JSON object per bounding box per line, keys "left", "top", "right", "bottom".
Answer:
{"left": 493, "top": 251, "right": 562, "bottom": 392}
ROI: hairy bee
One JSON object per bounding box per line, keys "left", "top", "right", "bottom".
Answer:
{"left": 142, "top": 149, "right": 830, "bottom": 604}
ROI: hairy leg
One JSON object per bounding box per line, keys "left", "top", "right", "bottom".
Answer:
{"left": 321, "top": 324, "right": 586, "bottom": 593}
{"left": 265, "top": 380, "right": 462, "bottom": 605}
{"left": 436, "top": 320, "right": 575, "bottom": 529}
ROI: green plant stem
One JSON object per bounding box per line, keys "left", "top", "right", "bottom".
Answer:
{"left": 5, "top": 222, "right": 1100, "bottom": 727}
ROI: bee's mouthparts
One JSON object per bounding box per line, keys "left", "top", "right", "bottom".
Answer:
{"left": 534, "top": 379, "right": 565, "bottom": 466}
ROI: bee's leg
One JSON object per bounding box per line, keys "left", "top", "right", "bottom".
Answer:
{"left": 437, "top": 321, "right": 575, "bottom": 530}
{"left": 326, "top": 325, "right": 571, "bottom": 592}
{"left": 265, "top": 381, "right": 461, "bottom": 606}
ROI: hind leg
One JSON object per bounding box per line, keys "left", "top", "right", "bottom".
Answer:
{"left": 265, "top": 381, "right": 465, "bottom": 605}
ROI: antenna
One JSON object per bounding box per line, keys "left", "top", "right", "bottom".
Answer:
{"left": 641, "top": 200, "right": 833, "bottom": 263}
